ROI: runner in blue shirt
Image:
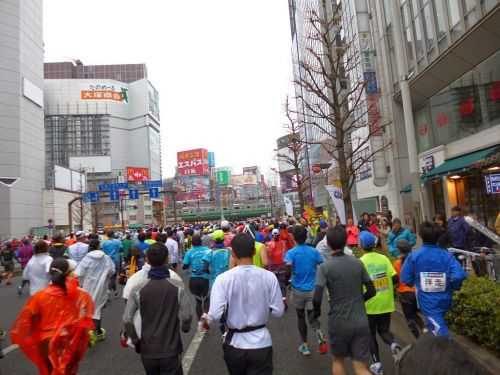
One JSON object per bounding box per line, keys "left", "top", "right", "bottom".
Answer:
{"left": 202, "top": 230, "right": 231, "bottom": 286}
{"left": 285, "top": 225, "right": 325, "bottom": 356}
{"left": 183, "top": 234, "right": 212, "bottom": 322}
{"left": 101, "top": 230, "right": 123, "bottom": 295}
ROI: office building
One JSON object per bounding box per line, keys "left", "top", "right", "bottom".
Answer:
{"left": 370, "top": 0, "right": 500, "bottom": 226}
{"left": 0, "top": 0, "right": 45, "bottom": 238}
{"left": 44, "top": 61, "right": 162, "bottom": 227}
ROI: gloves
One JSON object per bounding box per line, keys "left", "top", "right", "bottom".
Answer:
{"left": 134, "top": 340, "right": 141, "bottom": 354}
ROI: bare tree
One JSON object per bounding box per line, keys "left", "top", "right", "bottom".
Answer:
{"left": 292, "top": 0, "right": 390, "bottom": 219}
{"left": 276, "top": 97, "right": 310, "bottom": 214}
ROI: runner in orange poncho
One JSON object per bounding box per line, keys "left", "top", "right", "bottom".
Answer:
{"left": 10, "top": 258, "right": 95, "bottom": 375}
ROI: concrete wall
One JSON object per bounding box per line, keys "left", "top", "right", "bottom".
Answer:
{"left": 0, "top": 0, "right": 45, "bottom": 239}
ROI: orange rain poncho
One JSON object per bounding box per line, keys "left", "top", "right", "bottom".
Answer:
{"left": 10, "top": 277, "right": 95, "bottom": 375}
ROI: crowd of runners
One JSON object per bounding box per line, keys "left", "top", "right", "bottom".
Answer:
{"left": 1, "top": 208, "right": 497, "bottom": 374}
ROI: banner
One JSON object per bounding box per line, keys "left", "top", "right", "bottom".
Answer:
{"left": 325, "top": 185, "right": 346, "bottom": 225}
{"left": 284, "top": 196, "right": 294, "bottom": 216}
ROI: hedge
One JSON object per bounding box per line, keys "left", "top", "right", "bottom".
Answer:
{"left": 446, "top": 277, "right": 500, "bottom": 355}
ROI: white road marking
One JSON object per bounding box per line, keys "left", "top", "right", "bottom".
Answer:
{"left": 182, "top": 330, "right": 207, "bottom": 374}
{"left": 2, "top": 344, "right": 19, "bottom": 356}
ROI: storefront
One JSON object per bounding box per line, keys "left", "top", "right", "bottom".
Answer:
{"left": 422, "top": 145, "right": 500, "bottom": 227}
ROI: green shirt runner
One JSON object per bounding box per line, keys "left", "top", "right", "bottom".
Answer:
{"left": 360, "top": 252, "right": 396, "bottom": 315}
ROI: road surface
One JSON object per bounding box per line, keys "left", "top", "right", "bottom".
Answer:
{"left": 0, "top": 273, "right": 414, "bottom": 374}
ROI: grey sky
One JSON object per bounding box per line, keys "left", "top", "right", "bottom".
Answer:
{"left": 43, "top": 0, "right": 293, "bottom": 178}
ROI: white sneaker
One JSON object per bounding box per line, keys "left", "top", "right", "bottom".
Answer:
{"left": 369, "top": 362, "right": 383, "bottom": 375}
{"left": 391, "top": 342, "right": 402, "bottom": 356}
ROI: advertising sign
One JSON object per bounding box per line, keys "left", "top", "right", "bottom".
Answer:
{"left": 216, "top": 170, "right": 230, "bottom": 186}
{"left": 485, "top": 173, "right": 500, "bottom": 194}
{"left": 176, "top": 175, "right": 210, "bottom": 201}
{"left": 231, "top": 174, "right": 258, "bottom": 186}
{"left": 208, "top": 152, "right": 215, "bottom": 168}
{"left": 325, "top": 185, "right": 346, "bottom": 225}
{"left": 81, "top": 83, "right": 129, "bottom": 103}
{"left": 127, "top": 167, "right": 150, "bottom": 182}
{"left": 177, "top": 148, "right": 209, "bottom": 176}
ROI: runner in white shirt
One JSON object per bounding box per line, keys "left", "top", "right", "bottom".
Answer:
{"left": 202, "top": 233, "right": 285, "bottom": 375}
{"left": 22, "top": 240, "right": 53, "bottom": 296}
{"left": 67, "top": 231, "right": 89, "bottom": 265}
{"left": 165, "top": 229, "right": 179, "bottom": 270}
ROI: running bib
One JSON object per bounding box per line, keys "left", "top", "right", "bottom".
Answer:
{"left": 420, "top": 272, "right": 446, "bottom": 293}
{"left": 371, "top": 272, "right": 389, "bottom": 292}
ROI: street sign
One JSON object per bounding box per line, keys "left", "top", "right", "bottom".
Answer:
{"left": 84, "top": 191, "right": 100, "bottom": 203}
{"left": 98, "top": 182, "right": 129, "bottom": 191}
{"left": 129, "top": 189, "right": 139, "bottom": 200}
{"left": 109, "top": 190, "right": 120, "bottom": 201}
{"left": 143, "top": 180, "right": 162, "bottom": 188}
{"left": 149, "top": 187, "right": 160, "bottom": 199}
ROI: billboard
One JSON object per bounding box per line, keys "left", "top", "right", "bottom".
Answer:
{"left": 177, "top": 148, "right": 209, "bottom": 176}
{"left": 231, "top": 174, "right": 258, "bottom": 186}
{"left": 80, "top": 83, "right": 129, "bottom": 103}
{"left": 127, "top": 167, "right": 150, "bottom": 182}
{"left": 208, "top": 152, "right": 215, "bottom": 168}
{"left": 54, "top": 165, "right": 86, "bottom": 192}
{"left": 216, "top": 169, "right": 230, "bottom": 186}
{"left": 176, "top": 175, "right": 210, "bottom": 201}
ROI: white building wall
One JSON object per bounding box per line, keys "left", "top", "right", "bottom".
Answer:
{"left": 0, "top": 0, "right": 45, "bottom": 239}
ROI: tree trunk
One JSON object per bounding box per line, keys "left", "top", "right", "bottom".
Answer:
{"left": 297, "top": 186, "right": 306, "bottom": 215}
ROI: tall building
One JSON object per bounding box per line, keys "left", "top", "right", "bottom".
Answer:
{"left": 44, "top": 61, "right": 161, "bottom": 227}
{"left": 0, "top": 0, "right": 45, "bottom": 239}
{"left": 369, "top": 0, "right": 500, "bottom": 226}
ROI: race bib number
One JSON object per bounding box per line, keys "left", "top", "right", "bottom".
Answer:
{"left": 372, "top": 272, "right": 389, "bottom": 292}
{"left": 420, "top": 272, "right": 446, "bottom": 293}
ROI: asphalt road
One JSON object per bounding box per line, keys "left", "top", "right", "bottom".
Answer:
{"left": 0, "top": 273, "right": 414, "bottom": 375}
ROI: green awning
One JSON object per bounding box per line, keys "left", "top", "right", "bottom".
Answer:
{"left": 400, "top": 184, "right": 412, "bottom": 193}
{"left": 422, "top": 145, "right": 500, "bottom": 181}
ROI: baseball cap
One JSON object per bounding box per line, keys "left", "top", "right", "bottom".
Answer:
{"left": 212, "top": 230, "right": 225, "bottom": 242}
{"left": 272, "top": 228, "right": 280, "bottom": 236}
{"left": 359, "top": 231, "right": 377, "bottom": 249}
{"left": 221, "top": 220, "right": 230, "bottom": 229}
{"left": 75, "top": 230, "right": 86, "bottom": 238}
{"left": 319, "top": 220, "right": 328, "bottom": 229}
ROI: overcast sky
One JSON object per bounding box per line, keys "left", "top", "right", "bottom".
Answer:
{"left": 43, "top": 0, "right": 293, "bottom": 178}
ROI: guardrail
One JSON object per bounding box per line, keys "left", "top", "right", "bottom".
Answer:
{"left": 448, "top": 247, "right": 499, "bottom": 282}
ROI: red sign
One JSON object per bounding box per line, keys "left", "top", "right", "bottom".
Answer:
{"left": 436, "top": 113, "right": 449, "bottom": 128}
{"left": 459, "top": 97, "right": 475, "bottom": 117}
{"left": 177, "top": 149, "right": 209, "bottom": 176}
{"left": 127, "top": 167, "right": 150, "bottom": 182}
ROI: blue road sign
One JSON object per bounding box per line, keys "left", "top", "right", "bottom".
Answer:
{"left": 149, "top": 187, "right": 160, "bottom": 199}
{"left": 109, "top": 190, "right": 120, "bottom": 201}
{"left": 129, "top": 189, "right": 139, "bottom": 200}
{"left": 84, "top": 192, "right": 100, "bottom": 203}
{"left": 143, "top": 180, "right": 162, "bottom": 188}
{"left": 98, "top": 182, "right": 129, "bottom": 191}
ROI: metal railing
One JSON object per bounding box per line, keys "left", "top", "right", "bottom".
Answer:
{"left": 448, "top": 247, "right": 499, "bottom": 282}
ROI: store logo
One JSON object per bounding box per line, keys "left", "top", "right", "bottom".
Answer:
{"left": 81, "top": 84, "right": 129, "bottom": 103}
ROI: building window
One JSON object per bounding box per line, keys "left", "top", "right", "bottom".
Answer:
{"left": 415, "top": 49, "right": 500, "bottom": 153}
{"left": 433, "top": 0, "right": 448, "bottom": 41}
{"left": 401, "top": 2, "right": 415, "bottom": 65}
{"left": 422, "top": 2, "right": 436, "bottom": 50}
{"left": 463, "top": 0, "right": 478, "bottom": 28}
{"left": 447, "top": 0, "right": 463, "bottom": 41}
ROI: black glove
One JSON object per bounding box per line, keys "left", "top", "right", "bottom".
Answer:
{"left": 134, "top": 340, "right": 141, "bottom": 354}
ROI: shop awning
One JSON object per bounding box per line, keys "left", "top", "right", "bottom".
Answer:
{"left": 400, "top": 184, "right": 412, "bottom": 194}
{"left": 422, "top": 145, "right": 500, "bottom": 181}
